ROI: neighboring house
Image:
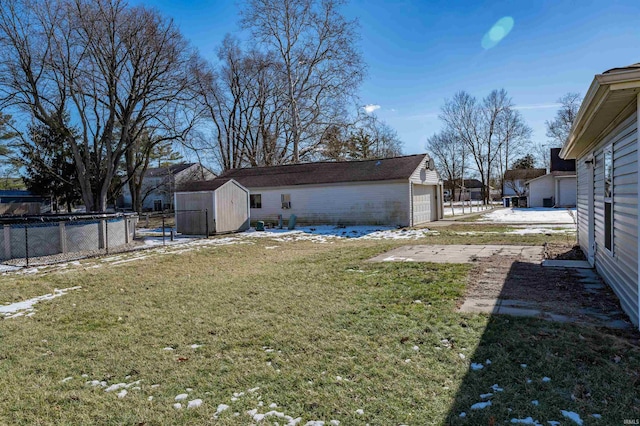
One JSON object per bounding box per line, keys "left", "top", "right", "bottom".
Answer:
{"left": 560, "top": 63, "right": 640, "bottom": 328}
{"left": 503, "top": 169, "right": 546, "bottom": 197}
{"left": 443, "top": 179, "right": 500, "bottom": 201}
{"left": 526, "top": 148, "right": 577, "bottom": 208}
{"left": 175, "top": 178, "right": 250, "bottom": 235}
{"left": 0, "top": 190, "right": 51, "bottom": 215}
{"left": 120, "top": 163, "right": 215, "bottom": 211}
{"left": 216, "top": 154, "right": 443, "bottom": 227}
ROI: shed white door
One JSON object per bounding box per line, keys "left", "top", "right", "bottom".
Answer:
{"left": 412, "top": 184, "right": 435, "bottom": 225}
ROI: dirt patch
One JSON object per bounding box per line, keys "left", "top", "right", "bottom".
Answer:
{"left": 463, "top": 242, "right": 634, "bottom": 331}
{"left": 544, "top": 242, "right": 586, "bottom": 260}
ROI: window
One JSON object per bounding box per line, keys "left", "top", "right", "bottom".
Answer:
{"left": 603, "top": 147, "right": 613, "bottom": 252}
{"left": 250, "top": 194, "right": 262, "bottom": 209}
{"left": 281, "top": 194, "right": 291, "bottom": 209}
{"left": 153, "top": 199, "right": 162, "bottom": 212}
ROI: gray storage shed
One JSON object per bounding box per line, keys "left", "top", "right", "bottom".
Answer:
{"left": 175, "top": 178, "right": 250, "bottom": 235}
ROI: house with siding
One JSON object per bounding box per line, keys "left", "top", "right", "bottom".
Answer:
{"left": 526, "top": 148, "right": 577, "bottom": 208}
{"left": 560, "top": 63, "right": 640, "bottom": 329}
{"left": 503, "top": 169, "right": 547, "bottom": 197}
{"left": 215, "top": 154, "right": 443, "bottom": 227}
{"left": 120, "top": 163, "right": 215, "bottom": 211}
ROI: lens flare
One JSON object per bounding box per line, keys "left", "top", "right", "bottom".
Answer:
{"left": 481, "top": 16, "right": 514, "bottom": 49}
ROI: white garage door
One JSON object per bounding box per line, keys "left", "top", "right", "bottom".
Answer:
{"left": 412, "top": 184, "right": 435, "bottom": 225}
{"left": 558, "top": 178, "right": 577, "bottom": 207}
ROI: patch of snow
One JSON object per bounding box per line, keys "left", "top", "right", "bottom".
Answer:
{"left": 163, "top": 347, "right": 174, "bottom": 351}
{"left": 412, "top": 345, "right": 419, "bottom": 351}
{"left": 531, "top": 400, "right": 539, "bottom": 406}
{"left": 459, "top": 412, "right": 466, "bottom": 418}
{"left": 248, "top": 387, "right": 260, "bottom": 393}
{"left": 355, "top": 409, "right": 364, "bottom": 415}
{"left": 470, "top": 400, "right": 492, "bottom": 410}
{"left": 521, "top": 364, "right": 527, "bottom": 368}
{"left": 404, "top": 359, "right": 411, "bottom": 363}
{"left": 413, "top": 300, "right": 422, "bottom": 304}
{"left": 591, "top": 414, "right": 601, "bottom": 419}
{"left": 81, "top": 374, "right": 88, "bottom": 378}
{"left": 117, "top": 390, "right": 127, "bottom": 398}
{"left": 0, "top": 286, "right": 82, "bottom": 318}
{"left": 269, "top": 403, "right": 278, "bottom": 408}
{"left": 175, "top": 393, "right": 188, "bottom": 401}
{"left": 148, "top": 396, "right": 153, "bottom": 401}
{"left": 479, "top": 208, "right": 576, "bottom": 224}
{"left": 470, "top": 362, "right": 484, "bottom": 370}
{"left": 485, "top": 359, "right": 492, "bottom": 365}
{"left": 330, "top": 421, "right": 340, "bottom": 426}
{"left": 479, "top": 393, "right": 493, "bottom": 399}
{"left": 458, "top": 353, "right": 466, "bottom": 360}
{"left": 173, "top": 403, "right": 182, "bottom": 410}
{"left": 187, "top": 399, "right": 202, "bottom": 409}
{"left": 190, "top": 344, "right": 202, "bottom": 349}
{"left": 105, "top": 383, "right": 126, "bottom": 392}
{"left": 61, "top": 376, "right": 73, "bottom": 383}
{"left": 490, "top": 384, "right": 504, "bottom": 392}
{"left": 547, "top": 422, "right": 560, "bottom": 426}
{"left": 510, "top": 418, "right": 541, "bottom": 425}
{"left": 542, "top": 377, "right": 551, "bottom": 382}
{"left": 217, "top": 404, "right": 230, "bottom": 413}
{"left": 151, "top": 384, "right": 160, "bottom": 388}
{"left": 561, "top": 411, "right": 583, "bottom": 425}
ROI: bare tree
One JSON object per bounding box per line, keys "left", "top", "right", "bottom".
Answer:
{"left": 495, "top": 107, "right": 532, "bottom": 195}
{"left": 241, "top": 0, "right": 365, "bottom": 163}
{"left": 0, "top": 0, "right": 201, "bottom": 211}
{"left": 545, "top": 92, "right": 582, "bottom": 146}
{"left": 426, "top": 130, "right": 464, "bottom": 200}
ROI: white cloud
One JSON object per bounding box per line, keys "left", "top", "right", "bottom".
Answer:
{"left": 363, "top": 104, "right": 381, "bottom": 114}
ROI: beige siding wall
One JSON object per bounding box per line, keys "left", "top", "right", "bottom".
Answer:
{"left": 528, "top": 175, "right": 555, "bottom": 207}
{"left": 248, "top": 181, "right": 411, "bottom": 226}
{"left": 214, "top": 181, "right": 250, "bottom": 233}
{"left": 175, "top": 192, "right": 214, "bottom": 235}
{"left": 589, "top": 114, "right": 638, "bottom": 326}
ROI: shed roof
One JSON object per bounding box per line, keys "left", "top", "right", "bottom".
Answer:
{"left": 177, "top": 178, "right": 236, "bottom": 192}
{"left": 215, "top": 154, "right": 428, "bottom": 188}
{"left": 504, "top": 169, "right": 546, "bottom": 181}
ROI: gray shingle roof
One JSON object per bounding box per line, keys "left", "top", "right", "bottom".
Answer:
{"left": 504, "top": 168, "right": 546, "bottom": 181}
{"left": 212, "top": 154, "right": 427, "bottom": 188}
{"left": 177, "top": 178, "right": 234, "bottom": 192}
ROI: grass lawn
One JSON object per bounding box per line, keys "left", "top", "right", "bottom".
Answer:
{"left": 1, "top": 229, "right": 638, "bottom": 425}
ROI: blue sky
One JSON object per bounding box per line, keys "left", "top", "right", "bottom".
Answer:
{"left": 136, "top": 0, "right": 640, "bottom": 155}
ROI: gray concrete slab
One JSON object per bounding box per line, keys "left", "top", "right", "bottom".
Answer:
{"left": 541, "top": 259, "right": 593, "bottom": 269}
{"left": 368, "top": 244, "right": 544, "bottom": 264}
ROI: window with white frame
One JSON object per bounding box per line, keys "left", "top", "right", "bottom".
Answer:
{"left": 603, "top": 147, "right": 613, "bottom": 252}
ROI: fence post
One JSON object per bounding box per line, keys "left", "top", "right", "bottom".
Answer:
{"left": 205, "top": 209, "right": 209, "bottom": 238}
{"left": 105, "top": 219, "right": 109, "bottom": 254}
{"left": 24, "top": 224, "right": 29, "bottom": 268}
{"left": 162, "top": 215, "right": 166, "bottom": 246}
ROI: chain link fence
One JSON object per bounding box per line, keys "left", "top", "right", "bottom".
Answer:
{"left": 0, "top": 213, "right": 138, "bottom": 267}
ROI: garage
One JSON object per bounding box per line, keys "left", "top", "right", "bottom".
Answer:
{"left": 412, "top": 184, "right": 437, "bottom": 225}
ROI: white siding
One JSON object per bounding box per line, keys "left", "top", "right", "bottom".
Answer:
{"left": 248, "top": 181, "right": 411, "bottom": 226}
{"left": 576, "top": 158, "right": 590, "bottom": 255}
{"left": 214, "top": 181, "right": 250, "bottom": 233}
{"left": 527, "top": 175, "right": 555, "bottom": 207}
{"left": 585, "top": 114, "right": 638, "bottom": 326}
{"left": 409, "top": 156, "right": 440, "bottom": 185}
{"left": 557, "top": 177, "right": 577, "bottom": 207}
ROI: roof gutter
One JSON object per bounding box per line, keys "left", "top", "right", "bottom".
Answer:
{"left": 561, "top": 68, "right": 640, "bottom": 159}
